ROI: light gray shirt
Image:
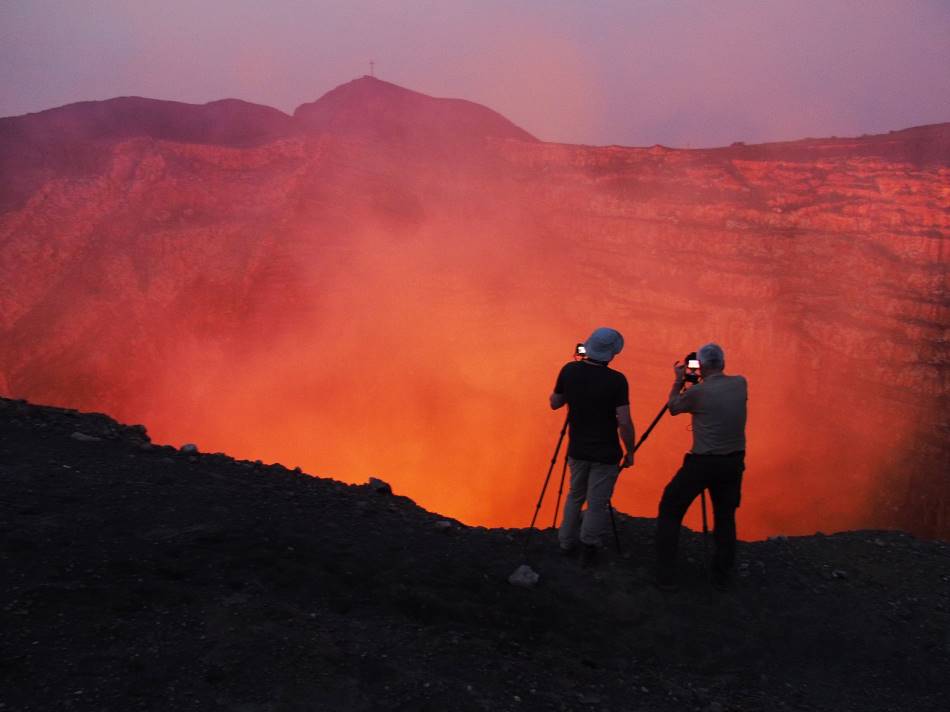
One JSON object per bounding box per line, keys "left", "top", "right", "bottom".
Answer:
{"left": 668, "top": 373, "right": 747, "bottom": 455}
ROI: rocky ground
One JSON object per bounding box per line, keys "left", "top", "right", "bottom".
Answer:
{"left": 1, "top": 396, "right": 948, "bottom": 712}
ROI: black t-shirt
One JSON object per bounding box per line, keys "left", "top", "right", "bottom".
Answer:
{"left": 553, "top": 361, "right": 629, "bottom": 464}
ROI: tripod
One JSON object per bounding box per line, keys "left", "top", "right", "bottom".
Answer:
{"left": 638, "top": 400, "right": 712, "bottom": 580}
{"left": 634, "top": 401, "right": 711, "bottom": 575}
{"left": 525, "top": 400, "right": 671, "bottom": 556}
{"left": 523, "top": 415, "right": 570, "bottom": 554}
{"left": 526, "top": 399, "right": 710, "bottom": 566}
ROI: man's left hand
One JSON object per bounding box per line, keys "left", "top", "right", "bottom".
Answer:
{"left": 620, "top": 451, "right": 634, "bottom": 469}
{"left": 673, "top": 361, "right": 686, "bottom": 382}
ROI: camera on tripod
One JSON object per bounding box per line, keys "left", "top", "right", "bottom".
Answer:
{"left": 684, "top": 352, "right": 701, "bottom": 384}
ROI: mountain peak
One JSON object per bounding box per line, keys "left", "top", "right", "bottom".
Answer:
{"left": 292, "top": 76, "right": 537, "bottom": 144}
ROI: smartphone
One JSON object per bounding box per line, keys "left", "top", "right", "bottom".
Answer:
{"left": 576, "top": 343, "right": 587, "bottom": 356}
{"left": 683, "top": 351, "right": 701, "bottom": 383}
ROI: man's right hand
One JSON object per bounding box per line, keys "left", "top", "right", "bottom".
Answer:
{"left": 620, "top": 451, "right": 634, "bottom": 469}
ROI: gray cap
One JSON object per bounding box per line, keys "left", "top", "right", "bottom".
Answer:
{"left": 697, "top": 342, "right": 725, "bottom": 368}
{"left": 584, "top": 327, "right": 624, "bottom": 362}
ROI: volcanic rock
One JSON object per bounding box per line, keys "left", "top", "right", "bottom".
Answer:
{"left": 2, "top": 397, "right": 949, "bottom": 711}
{"left": 507, "top": 564, "right": 540, "bottom": 588}
{"left": 368, "top": 476, "right": 393, "bottom": 495}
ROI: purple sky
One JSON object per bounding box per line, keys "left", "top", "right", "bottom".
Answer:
{"left": 2, "top": 0, "right": 948, "bottom": 147}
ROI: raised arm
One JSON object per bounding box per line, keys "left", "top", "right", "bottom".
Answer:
{"left": 668, "top": 361, "right": 690, "bottom": 415}
{"left": 616, "top": 404, "right": 635, "bottom": 467}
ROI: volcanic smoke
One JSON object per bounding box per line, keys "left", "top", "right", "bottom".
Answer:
{"left": 0, "top": 78, "right": 947, "bottom": 539}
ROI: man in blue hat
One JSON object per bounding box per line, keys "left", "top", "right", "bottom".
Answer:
{"left": 550, "top": 327, "right": 635, "bottom": 566}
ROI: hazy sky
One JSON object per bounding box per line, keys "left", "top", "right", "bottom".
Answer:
{"left": 2, "top": 0, "right": 948, "bottom": 147}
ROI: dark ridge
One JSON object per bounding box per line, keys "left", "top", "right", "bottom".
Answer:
{"left": 0, "top": 96, "right": 294, "bottom": 147}
{"left": 0, "top": 77, "right": 538, "bottom": 152}
{"left": 701, "top": 122, "right": 950, "bottom": 166}
{"left": 0, "top": 78, "right": 538, "bottom": 213}
{"left": 2, "top": 396, "right": 948, "bottom": 711}
{"left": 0, "top": 78, "right": 944, "bottom": 212}
{"left": 292, "top": 76, "right": 538, "bottom": 144}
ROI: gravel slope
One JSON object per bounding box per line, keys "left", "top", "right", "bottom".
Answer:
{"left": 1, "top": 397, "right": 948, "bottom": 711}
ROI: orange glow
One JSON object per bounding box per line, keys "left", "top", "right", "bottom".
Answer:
{"left": 2, "top": 128, "right": 944, "bottom": 541}
{"left": 103, "top": 214, "right": 932, "bottom": 540}
{"left": 122, "top": 236, "right": 922, "bottom": 541}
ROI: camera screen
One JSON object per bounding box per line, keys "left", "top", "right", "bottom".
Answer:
{"left": 687, "top": 359, "right": 700, "bottom": 369}
{"left": 576, "top": 344, "right": 586, "bottom": 354}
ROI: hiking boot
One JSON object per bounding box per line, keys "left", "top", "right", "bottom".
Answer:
{"left": 580, "top": 543, "right": 599, "bottom": 568}
{"left": 558, "top": 543, "right": 577, "bottom": 557}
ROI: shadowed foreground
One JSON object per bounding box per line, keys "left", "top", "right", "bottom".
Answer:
{"left": 1, "top": 397, "right": 948, "bottom": 711}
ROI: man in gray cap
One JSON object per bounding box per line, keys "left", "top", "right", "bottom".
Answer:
{"left": 656, "top": 342, "right": 747, "bottom": 590}
{"left": 550, "top": 327, "right": 635, "bottom": 566}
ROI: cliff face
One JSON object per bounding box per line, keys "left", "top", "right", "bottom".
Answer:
{"left": 0, "top": 78, "right": 946, "bottom": 538}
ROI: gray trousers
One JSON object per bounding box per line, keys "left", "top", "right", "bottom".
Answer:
{"left": 558, "top": 457, "right": 620, "bottom": 548}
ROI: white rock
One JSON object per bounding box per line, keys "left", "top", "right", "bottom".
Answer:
{"left": 70, "top": 432, "right": 101, "bottom": 442}
{"left": 508, "top": 564, "right": 540, "bottom": 588}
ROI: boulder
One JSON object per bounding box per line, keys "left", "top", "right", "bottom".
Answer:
{"left": 508, "top": 564, "right": 539, "bottom": 588}
{"left": 368, "top": 477, "right": 392, "bottom": 495}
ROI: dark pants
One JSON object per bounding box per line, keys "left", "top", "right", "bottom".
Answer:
{"left": 656, "top": 452, "right": 745, "bottom": 582}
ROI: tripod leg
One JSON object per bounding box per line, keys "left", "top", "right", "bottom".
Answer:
{"left": 632, "top": 403, "right": 669, "bottom": 454}
{"left": 524, "top": 416, "right": 569, "bottom": 555}
{"left": 609, "top": 504, "right": 622, "bottom": 555}
{"left": 528, "top": 417, "right": 568, "bottom": 531}
{"left": 551, "top": 454, "right": 570, "bottom": 529}
{"left": 700, "top": 489, "right": 709, "bottom": 577}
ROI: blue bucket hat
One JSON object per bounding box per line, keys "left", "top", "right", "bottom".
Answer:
{"left": 584, "top": 327, "right": 624, "bottom": 363}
